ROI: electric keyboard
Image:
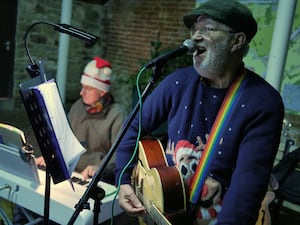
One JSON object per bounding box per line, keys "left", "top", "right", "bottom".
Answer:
{"left": 0, "top": 144, "right": 123, "bottom": 225}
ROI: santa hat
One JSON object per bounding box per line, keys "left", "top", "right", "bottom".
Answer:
{"left": 80, "top": 56, "right": 112, "bottom": 92}
{"left": 174, "top": 140, "right": 201, "bottom": 163}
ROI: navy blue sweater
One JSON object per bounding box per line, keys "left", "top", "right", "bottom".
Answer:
{"left": 115, "top": 65, "right": 284, "bottom": 224}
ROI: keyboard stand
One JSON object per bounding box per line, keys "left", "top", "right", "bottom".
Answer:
{"left": 20, "top": 207, "right": 44, "bottom": 225}
{"left": 0, "top": 208, "right": 13, "bottom": 225}
{"left": 0, "top": 134, "right": 42, "bottom": 225}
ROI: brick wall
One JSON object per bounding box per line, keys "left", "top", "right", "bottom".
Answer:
{"left": 101, "top": 0, "right": 195, "bottom": 111}
{"left": 7, "top": 0, "right": 195, "bottom": 114}
{"left": 102, "top": 0, "right": 194, "bottom": 74}
{"left": 0, "top": 0, "right": 195, "bottom": 126}
{"left": 11, "top": 0, "right": 105, "bottom": 111}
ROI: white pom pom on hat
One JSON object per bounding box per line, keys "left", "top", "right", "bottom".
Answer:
{"left": 80, "top": 56, "right": 112, "bottom": 92}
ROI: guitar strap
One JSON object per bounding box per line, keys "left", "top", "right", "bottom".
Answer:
{"left": 189, "top": 69, "right": 247, "bottom": 205}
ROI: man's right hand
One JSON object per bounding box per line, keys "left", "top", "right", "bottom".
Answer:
{"left": 118, "top": 184, "right": 146, "bottom": 216}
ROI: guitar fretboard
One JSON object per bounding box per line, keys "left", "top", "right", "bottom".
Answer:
{"left": 136, "top": 188, "right": 172, "bottom": 225}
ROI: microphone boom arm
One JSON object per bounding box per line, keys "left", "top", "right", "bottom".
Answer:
{"left": 24, "top": 21, "right": 99, "bottom": 67}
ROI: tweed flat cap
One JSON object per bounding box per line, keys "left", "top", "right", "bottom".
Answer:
{"left": 183, "top": 0, "right": 257, "bottom": 42}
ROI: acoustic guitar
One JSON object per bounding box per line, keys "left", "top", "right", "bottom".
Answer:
{"left": 255, "top": 191, "right": 275, "bottom": 225}
{"left": 132, "top": 139, "right": 187, "bottom": 225}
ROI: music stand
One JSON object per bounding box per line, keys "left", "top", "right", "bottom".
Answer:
{"left": 20, "top": 21, "right": 99, "bottom": 225}
{"left": 19, "top": 61, "right": 73, "bottom": 224}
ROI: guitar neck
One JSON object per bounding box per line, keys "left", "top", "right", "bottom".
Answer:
{"left": 136, "top": 188, "right": 172, "bottom": 225}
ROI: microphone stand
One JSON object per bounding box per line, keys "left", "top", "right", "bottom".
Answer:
{"left": 67, "top": 64, "right": 163, "bottom": 225}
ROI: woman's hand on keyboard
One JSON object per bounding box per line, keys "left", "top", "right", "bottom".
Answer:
{"left": 81, "top": 165, "right": 97, "bottom": 180}
{"left": 35, "top": 156, "right": 46, "bottom": 167}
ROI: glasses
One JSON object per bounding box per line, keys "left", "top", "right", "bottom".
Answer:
{"left": 191, "top": 27, "right": 236, "bottom": 37}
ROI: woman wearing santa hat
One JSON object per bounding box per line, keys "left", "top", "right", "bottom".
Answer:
{"left": 67, "top": 56, "right": 127, "bottom": 183}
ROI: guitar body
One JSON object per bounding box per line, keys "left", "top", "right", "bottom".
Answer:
{"left": 132, "top": 139, "right": 186, "bottom": 225}
{"left": 133, "top": 140, "right": 274, "bottom": 225}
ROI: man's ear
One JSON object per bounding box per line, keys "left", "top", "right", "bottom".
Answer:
{"left": 231, "top": 32, "right": 247, "bottom": 52}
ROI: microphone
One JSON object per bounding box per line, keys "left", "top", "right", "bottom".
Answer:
{"left": 54, "top": 23, "right": 99, "bottom": 47}
{"left": 145, "top": 39, "right": 196, "bottom": 69}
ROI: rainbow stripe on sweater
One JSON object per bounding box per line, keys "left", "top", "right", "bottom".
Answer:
{"left": 189, "top": 73, "right": 246, "bottom": 204}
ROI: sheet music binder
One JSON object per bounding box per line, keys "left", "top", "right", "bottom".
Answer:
{"left": 19, "top": 76, "right": 85, "bottom": 185}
